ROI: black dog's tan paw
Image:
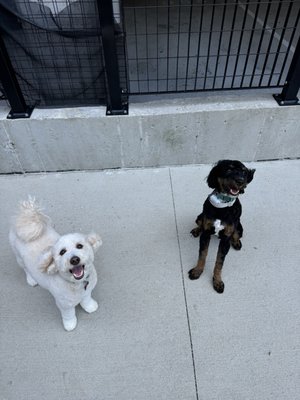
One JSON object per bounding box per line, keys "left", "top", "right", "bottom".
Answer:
{"left": 189, "top": 268, "right": 202, "bottom": 280}
{"left": 231, "top": 240, "right": 242, "bottom": 251}
{"left": 190, "top": 227, "right": 201, "bottom": 238}
{"left": 213, "top": 278, "right": 224, "bottom": 293}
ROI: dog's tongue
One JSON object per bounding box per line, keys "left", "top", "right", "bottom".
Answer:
{"left": 230, "top": 188, "right": 239, "bottom": 196}
{"left": 71, "top": 265, "right": 84, "bottom": 280}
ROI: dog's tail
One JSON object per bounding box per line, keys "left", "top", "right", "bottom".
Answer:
{"left": 12, "top": 197, "right": 51, "bottom": 242}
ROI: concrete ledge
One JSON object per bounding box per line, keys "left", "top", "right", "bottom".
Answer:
{"left": 1, "top": 92, "right": 299, "bottom": 173}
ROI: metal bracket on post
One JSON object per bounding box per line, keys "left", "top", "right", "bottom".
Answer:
{"left": 273, "top": 35, "right": 300, "bottom": 106}
{"left": 273, "top": 93, "right": 299, "bottom": 107}
{"left": 0, "top": 34, "right": 33, "bottom": 118}
{"left": 97, "top": 0, "right": 128, "bottom": 116}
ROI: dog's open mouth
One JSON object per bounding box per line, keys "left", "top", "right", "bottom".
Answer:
{"left": 229, "top": 187, "right": 240, "bottom": 196}
{"left": 69, "top": 265, "right": 85, "bottom": 280}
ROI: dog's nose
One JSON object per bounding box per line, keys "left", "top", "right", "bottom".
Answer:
{"left": 70, "top": 256, "right": 80, "bottom": 265}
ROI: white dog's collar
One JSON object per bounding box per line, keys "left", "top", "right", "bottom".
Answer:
{"left": 209, "top": 191, "right": 238, "bottom": 208}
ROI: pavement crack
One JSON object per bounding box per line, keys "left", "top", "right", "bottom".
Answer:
{"left": 168, "top": 168, "right": 199, "bottom": 400}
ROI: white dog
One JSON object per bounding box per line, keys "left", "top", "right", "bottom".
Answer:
{"left": 9, "top": 198, "right": 102, "bottom": 331}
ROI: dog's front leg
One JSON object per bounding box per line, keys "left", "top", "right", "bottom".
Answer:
{"left": 190, "top": 213, "right": 203, "bottom": 237}
{"left": 80, "top": 295, "right": 98, "bottom": 313}
{"left": 189, "top": 230, "right": 211, "bottom": 280}
{"left": 212, "top": 234, "right": 231, "bottom": 293}
{"left": 56, "top": 304, "right": 77, "bottom": 331}
{"left": 231, "top": 221, "right": 243, "bottom": 250}
{"left": 25, "top": 270, "right": 38, "bottom": 287}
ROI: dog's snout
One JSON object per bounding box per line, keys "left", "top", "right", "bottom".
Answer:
{"left": 70, "top": 256, "right": 80, "bottom": 265}
{"left": 235, "top": 176, "right": 245, "bottom": 184}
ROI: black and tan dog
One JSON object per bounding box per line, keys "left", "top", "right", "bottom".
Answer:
{"left": 189, "top": 160, "right": 255, "bottom": 293}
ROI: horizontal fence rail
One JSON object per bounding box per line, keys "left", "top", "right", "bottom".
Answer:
{"left": 123, "top": 0, "right": 300, "bottom": 95}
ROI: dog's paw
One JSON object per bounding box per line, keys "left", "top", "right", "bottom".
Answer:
{"left": 80, "top": 298, "right": 98, "bottom": 313}
{"left": 190, "top": 227, "right": 201, "bottom": 238}
{"left": 188, "top": 268, "right": 202, "bottom": 280}
{"left": 231, "top": 240, "right": 242, "bottom": 251}
{"left": 63, "top": 316, "right": 77, "bottom": 331}
{"left": 213, "top": 278, "right": 224, "bottom": 294}
{"left": 26, "top": 274, "right": 38, "bottom": 287}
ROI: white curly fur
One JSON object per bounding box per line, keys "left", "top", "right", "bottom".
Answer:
{"left": 13, "top": 197, "right": 50, "bottom": 242}
{"left": 9, "top": 198, "right": 102, "bottom": 331}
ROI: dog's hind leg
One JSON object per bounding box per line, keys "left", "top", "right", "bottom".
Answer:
{"left": 189, "top": 230, "right": 211, "bottom": 280}
{"left": 14, "top": 252, "right": 38, "bottom": 287}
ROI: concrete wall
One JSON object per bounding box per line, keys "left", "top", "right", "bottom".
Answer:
{"left": 1, "top": 92, "right": 299, "bottom": 173}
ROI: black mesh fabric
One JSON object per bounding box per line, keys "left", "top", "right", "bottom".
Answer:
{"left": 0, "top": 1, "right": 114, "bottom": 106}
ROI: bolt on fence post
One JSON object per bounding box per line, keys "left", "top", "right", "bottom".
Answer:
{"left": 97, "top": 0, "right": 128, "bottom": 115}
{"left": 0, "top": 34, "right": 33, "bottom": 118}
{"left": 274, "top": 35, "right": 300, "bottom": 106}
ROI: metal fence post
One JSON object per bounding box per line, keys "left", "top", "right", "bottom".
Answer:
{"left": 0, "top": 34, "right": 33, "bottom": 118}
{"left": 97, "top": 0, "right": 128, "bottom": 115}
{"left": 274, "top": 36, "right": 300, "bottom": 106}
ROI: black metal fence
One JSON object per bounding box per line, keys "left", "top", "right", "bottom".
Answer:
{"left": 124, "top": 0, "right": 300, "bottom": 93}
{"left": 0, "top": 0, "right": 299, "bottom": 118}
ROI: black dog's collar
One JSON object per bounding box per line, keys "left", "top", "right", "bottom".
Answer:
{"left": 209, "top": 191, "right": 238, "bottom": 208}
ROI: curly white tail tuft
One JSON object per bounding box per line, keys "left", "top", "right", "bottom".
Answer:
{"left": 13, "top": 197, "right": 50, "bottom": 242}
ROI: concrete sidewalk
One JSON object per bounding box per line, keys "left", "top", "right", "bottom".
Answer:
{"left": 0, "top": 160, "right": 299, "bottom": 400}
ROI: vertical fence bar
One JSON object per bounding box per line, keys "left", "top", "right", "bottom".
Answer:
{"left": 258, "top": 1, "right": 282, "bottom": 87}
{"left": 213, "top": 1, "right": 227, "bottom": 89}
{"left": 185, "top": 0, "right": 194, "bottom": 91}
{"left": 249, "top": 0, "right": 272, "bottom": 87}
{"left": 274, "top": 35, "right": 300, "bottom": 106}
{"left": 97, "top": 0, "right": 128, "bottom": 115}
{"left": 176, "top": 1, "right": 182, "bottom": 91}
{"left": 167, "top": 0, "right": 171, "bottom": 91}
{"left": 194, "top": 2, "right": 204, "bottom": 90}
{"left": 276, "top": 8, "right": 300, "bottom": 87}
{"left": 204, "top": 0, "right": 216, "bottom": 89}
{"left": 231, "top": 0, "right": 249, "bottom": 88}
{"left": 222, "top": 0, "right": 239, "bottom": 89}
{"left": 0, "top": 34, "right": 33, "bottom": 119}
{"left": 268, "top": 1, "right": 293, "bottom": 87}
{"left": 240, "top": 0, "right": 260, "bottom": 88}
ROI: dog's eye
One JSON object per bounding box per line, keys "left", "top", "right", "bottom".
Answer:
{"left": 59, "top": 249, "right": 66, "bottom": 256}
{"left": 76, "top": 244, "right": 83, "bottom": 249}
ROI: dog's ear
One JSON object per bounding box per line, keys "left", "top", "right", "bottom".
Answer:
{"left": 207, "top": 163, "right": 220, "bottom": 189}
{"left": 87, "top": 233, "right": 102, "bottom": 253}
{"left": 247, "top": 169, "right": 255, "bottom": 184}
{"left": 39, "top": 247, "right": 57, "bottom": 274}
